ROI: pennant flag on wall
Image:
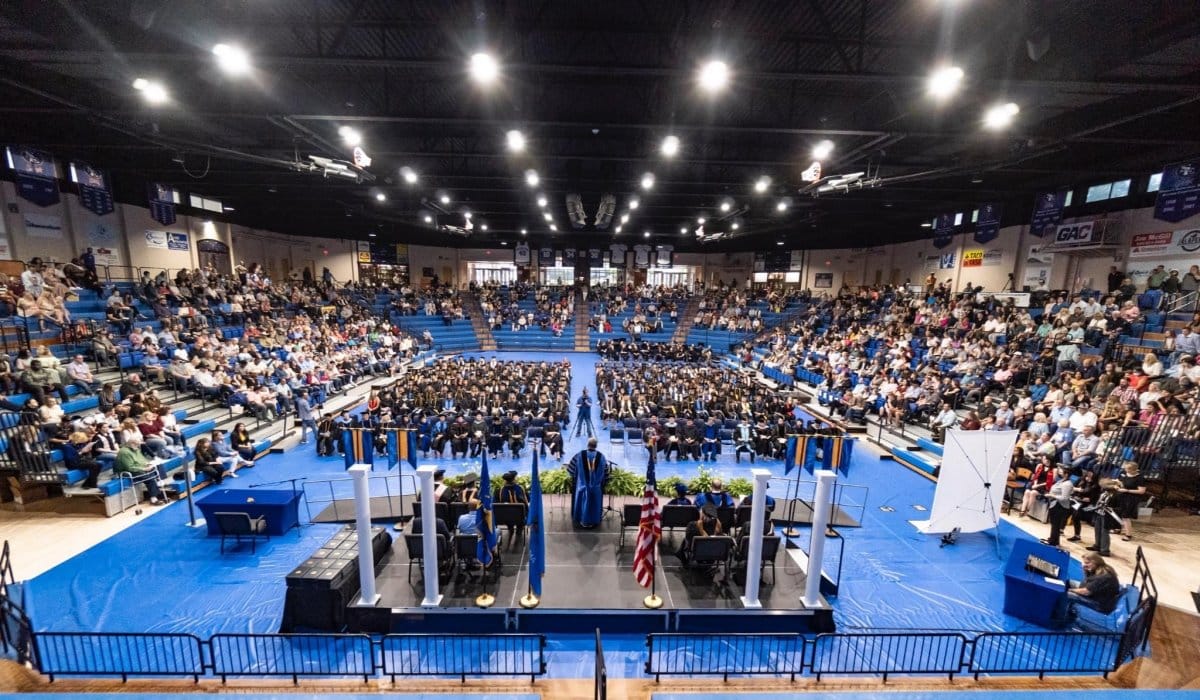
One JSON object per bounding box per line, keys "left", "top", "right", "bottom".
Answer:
{"left": 1153, "top": 161, "right": 1200, "bottom": 223}
{"left": 527, "top": 450, "right": 546, "bottom": 596}
{"left": 148, "top": 183, "right": 178, "bottom": 226}
{"left": 6, "top": 147, "right": 60, "bottom": 207}
{"left": 974, "top": 202, "right": 1002, "bottom": 244}
{"left": 71, "top": 161, "right": 114, "bottom": 216}
{"left": 1030, "top": 191, "right": 1066, "bottom": 237}
{"left": 386, "top": 429, "right": 418, "bottom": 469}
{"left": 932, "top": 213, "right": 956, "bottom": 249}
{"left": 342, "top": 428, "right": 374, "bottom": 469}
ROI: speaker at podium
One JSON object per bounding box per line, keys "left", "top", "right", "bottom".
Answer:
{"left": 1003, "top": 538, "right": 1071, "bottom": 628}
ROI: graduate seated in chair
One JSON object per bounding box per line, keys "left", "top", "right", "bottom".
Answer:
{"left": 567, "top": 437, "right": 610, "bottom": 529}
{"left": 675, "top": 503, "right": 724, "bottom": 569}
{"left": 666, "top": 482, "right": 692, "bottom": 506}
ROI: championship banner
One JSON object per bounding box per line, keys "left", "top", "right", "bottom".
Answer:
{"left": 588, "top": 248, "right": 603, "bottom": 267}
{"left": 6, "top": 146, "right": 59, "bottom": 207}
{"left": 962, "top": 249, "right": 984, "bottom": 267}
{"left": 561, "top": 248, "right": 577, "bottom": 266}
{"left": 933, "top": 213, "right": 956, "bottom": 249}
{"left": 1129, "top": 229, "right": 1200, "bottom": 258}
{"left": 513, "top": 241, "right": 531, "bottom": 266}
{"left": 537, "top": 247, "right": 555, "bottom": 266}
{"left": 974, "top": 202, "right": 1002, "bottom": 244}
{"left": 148, "top": 183, "right": 179, "bottom": 226}
{"left": 1154, "top": 161, "right": 1200, "bottom": 223}
{"left": 609, "top": 243, "right": 628, "bottom": 267}
{"left": 632, "top": 244, "right": 652, "bottom": 269}
{"left": 1030, "top": 190, "right": 1067, "bottom": 237}
{"left": 342, "top": 428, "right": 374, "bottom": 469}
{"left": 71, "top": 161, "right": 114, "bottom": 216}
{"left": 655, "top": 244, "right": 674, "bottom": 267}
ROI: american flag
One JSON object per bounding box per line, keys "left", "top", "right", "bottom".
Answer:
{"left": 632, "top": 451, "right": 661, "bottom": 588}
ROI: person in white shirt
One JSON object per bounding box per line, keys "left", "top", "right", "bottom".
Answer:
{"left": 65, "top": 354, "right": 99, "bottom": 395}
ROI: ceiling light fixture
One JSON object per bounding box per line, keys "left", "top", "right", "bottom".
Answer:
{"left": 776, "top": 199, "right": 789, "bottom": 212}
{"left": 629, "top": 198, "right": 639, "bottom": 210}
{"left": 615, "top": 225, "right": 622, "bottom": 233}
{"left": 697, "top": 217, "right": 706, "bottom": 224}
{"left": 132, "top": 78, "right": 169, "bottom": 104}
{"left": 480, "top": 223, "right": 488, "bottom": 231}
{"left": 338, "top": 126, "right": 362, "bottom": 147}
{"left": 921, "top": 222, "right": 933, "bottom": 228}
{"left": 643, "top": 230, "right": 651, "bottom": 238}
{"left": 543, "top": 212, "right": 553, "bottom": 221}
{"left": 423, "top": 215, "right": 433, "bottom": 223}
{"left": 719, "top": 201, "right": 732, "bottom": 212}
{"left": 680, "top": 227, "right": 688, "bottom": 234}
{"left": 469, "top": 52, "right": 499, "bottom": 85}
{"left": 439, "top": 193, "right": 451, "bottom": 204}
{"left": 507, "top": 129, "right": 526, "bottom": 152}
{"left": 698, "top": 59, "right": 730, "bottom": 93}
{"left": 549, "top": 224, "right": 558, "bottom": 231}
{"left": 400, "top": 166, "right": 418, "bottom": 184}
{"left": 754, "top": 176, "right": 771, "bottom": 193}
{"left": 983, "top": 102, "right": 1020, "bottom": 130}
{"left": 525, "top": 169, "right": 539, "bottom": 187}
{"left": 731, "top": 222, "right": 740, "bottom": 230}
{"left": 520, "top": 228, "right": 527, "bottom": 235}
{"left": 661, "top": 135, "right": 680, "bottom": 157}
{"left": 212, "top": 43, "right": 251, "bottom": 75}
{"left": 641, "top": 172, "right": 655, "bottom": 190}
{"left": 620, "top": 213, "right": 630, "bottom": 224}
{"left": 812, "top": 139, "right": 835, "bottom": 160}
{"left": 375, "top": 192, "right": 387, "bottom": 202}
{"left": 537, "top": 195, "right": 548, "bottom": 208}
{"left": 927, "top": 64, "right": 965, "bottom": 100}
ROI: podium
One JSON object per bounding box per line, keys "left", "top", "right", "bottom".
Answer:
{"left": 1003, "top": 539, "right": 1070, "bottom": 627}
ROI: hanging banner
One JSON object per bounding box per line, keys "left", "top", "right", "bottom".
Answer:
{"left": 588, "top": 248, "right": 603, "bottom": 267}
{"left": 561, "top": 248, "right": 577, "bottom": 267}
{"left": 5, "top": 146, "right": 60, "bottom": 207}
{"left": 609, "top": 243, "right": 628, "bottom": 267}
{"left": 1030, "top": 190, "right": 1067, "bottom": 237}
{"left": 933, "top": 213, "right": 956, "bottom": 249}
{"left": 394, "top": 243, "right": 409, "bottom": 265}
{"left": 148, "top": 183, "right": 178, "bottom": 226}
{"left": 537, "top": 247, "right": 555, "bottom": 266}
{"left": 974, "top": 202, "right": 1002, "bottom": 244}
{"left": 167, "top": 231, "right": 190, "bottom": 251}
{"left": 962, "top": 249, "right": 984, "bottom": 267}
{"left": 22, "top": 212, "right": 63, "bottom": 239}
{"left": 655, "top": 244, "right": 674, "bottom": 267}
{"left": 85, "top": 221, "right": 121, "bottom": 265}
{"left": 1046, "top": 220, "right": 1105, "bottom": 249}
{"left": 1129, "top": 228, "right": 1200, "bottom": 258}
{"left": 1023, "top": 244, "right": 1053, "bottom": 289}
{"left": 71, "top": 161, "right": 114, "bottom": 216}
{"left": 1154, "top": 161, "right": 1200, "bottom": 223}
{"left": 632, "top": 244, "right": 652, "bottom": 269}
{"left": 513, "top": 241, "right": 531, "bottom": 266}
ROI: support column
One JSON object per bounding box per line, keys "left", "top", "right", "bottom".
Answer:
{"left": 349, "top": 464, "right": 380, "bottom": 606}
{"left": 739, "top": 468, "right": 771, "bottom": 609}
{"left": 802, "top": 469, "right": 838, "bottom": 608}
{"left": 415, "top": 465, "right": 442, "bottom": 607}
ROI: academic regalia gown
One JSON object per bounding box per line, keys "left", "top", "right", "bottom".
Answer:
{"left": 567, "top": 448, "right": 609, "bottom": 528}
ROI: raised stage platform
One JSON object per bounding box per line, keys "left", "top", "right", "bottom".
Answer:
{"left": 344, "top": 506, "right": 835, "bottom": 635}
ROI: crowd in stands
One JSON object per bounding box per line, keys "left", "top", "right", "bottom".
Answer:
{"left": 316, "top": 357, "right": 573, "bottom": 461}
{"left": 692, "top": 285, "right": 804, "bottom": 332}
{"left": 476, "top": 282, "right": 572, "bottom": 336}
{"left": 594, "top": 339, "right": 711, "bottom": 363}
{"left": 586, "top": 284, "right": 686, "bottom": 337}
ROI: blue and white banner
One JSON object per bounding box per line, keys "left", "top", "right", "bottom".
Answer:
{"left": 609, "top": 243, "right": 627, "bottom": 266}
{"left": 1154, "top": 161, "right": 1200, "bottom": 223}
{"left": 1030, "top": 190, "right": 1067, "bottom": 237}
{"left": 537, "top": 247, "right": 555, "bottom": 266}
{"left": 71, "top": 161, "right": 114, "bottom": 216}
{"left": 933, "top": 213, "right": 956, "bottom": 249}
{"left": 588, "top": 248, "right": 603, "bottom": 267}
{"left": 938, "top": 252, "right": 956, "bottom": 270}
{"left": 6, "top": 147, "right": 59, "bottom": 207}
{"left": 655, "top": 244, "right": 674, "bottom": 267}
{"left": 632, "top": 244, "right": 652, "bottom": 269}
{"left": 974, "top": 202, "right": 1002, "bottom": 244}
{"left": 561, "top": 248, "right": 577, "bottom": 266}
{"left": 167, "top": 231, "right": 189, "bottom": 251}
{"left": 513, "top": 242, "right": 531, "bottom": 266}
{"left": 148, "top": 183, "right": 178, "bottom": 226}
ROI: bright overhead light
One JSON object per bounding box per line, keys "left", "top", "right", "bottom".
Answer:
{"left": 680, "top": 227, "right": 688, "bottom": 234}
{"left": 537, "top": 195, "right": 548, "bottom": 208}
{"left": 212, "top": 43, "right": 251, "bottom": 75}
{"left": 369, "top": 232, "right": 377, "bottom": 238}
{"left": 754, "top": 176, "right": 771, "bottom": 193}
{"left": 983, "top": 102, "right": 1020, "bottom": 130}
{"left": 439, "top": 193, "right": 451, "bottom": 204}
{"left": 812, "top": 139, "right": 835, "bottom": 160}
{"left": 525, "top": 169, "right": 539, "bottom": 187}
{"left": 661, "top": 135, "right": 680, "bottom": 157}
{"left": 615, "top": 225, "right": 622, "bottom": 233}
{"left": 520, "top": 228, "right": 527, "bottom": 235}
{"left": 132, "top": 78, "right": 168, "bottom": 104}
{"left": 507, "top": 129, "right": 526, "bottom": 152}
{"left": 543, "top": 212, "right": 553, "bottom": 221}
{"left": 719, "top": 201, "right": 732, "bottom": 212}
{"left": 423, "top": 215, "right": 433, "bottom": 223}
{"left": 620, "top": 213, "right": 630, "bottom": 224}
{"left": 338, "top": 126, "right": 362, "bottom": 147}
{"left": 697, "top": 217, "right": 706, "bottom": 224}
{"left": 641, "top": 172, "right": 655, "bottom": 190}
{"left": 463, "top": 211, "right": 472, "bottom": 219}
{"left": 776, "top": 240, "right": 784, "bottom": 246}
{"left": 927, "top": 64, "right": 965, "bottom": 100}
{"left": 698, "top": 59, "right": 730, "bottom": 93}
{"left": 643, "top": 230, "right": 651, "bottom": 238}
{"left": 480, "top": 223, "right": 488, "bottom": 231}
{"left": 629, "top": 198, "right": 640, "bottom": 210}
{"left": 921, "top": 222, "right": 933, "bottom": 228}
{"left": 549, "top": 224, "right": 558, "bottom": 231}
{"left": 776, "top": 200, "right": 789, "bottom": 212}
{"left": 731, "top": 222, "right": 740, "bottom": 230}
{"left": 400, "top": 166, "right": 418, "bottom": 184}
{"left": 375, "top": 192, "right": 387, "bottom": 202}
{"left": 469, "top": 52, "right": 499, "bottom": 84}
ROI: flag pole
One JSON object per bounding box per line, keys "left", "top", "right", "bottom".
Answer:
{"left": 643, "top": 542, "right": 662, "bottom": 609}
{"left": 784, "top": 434, "right": 803, "bottom": 537}
{"left": 520, "top": 580, "right": 539, "bottom": 608}
{"left": 476, "top": 566, "right": 495, "bottom": 608}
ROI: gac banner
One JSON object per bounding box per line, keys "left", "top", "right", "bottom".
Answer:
{"left": 1128, "top": 229, "right": 1200, "bottom": 258}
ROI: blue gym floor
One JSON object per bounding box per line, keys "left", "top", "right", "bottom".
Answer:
{"left": 652, "top": 694, "right": 1200, "bottom": 700}
{"left": 24, "top": 351, "right": 1079, "bottom": 676}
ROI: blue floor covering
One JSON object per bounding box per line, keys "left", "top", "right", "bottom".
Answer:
{"left": 0, "top": 696, "right": 535, "bottom": 700}
{"left": 24, "top": 351, "right": 1086, "bottom": 677}
{"left": 652, "top": 694, "right": 1200, "bottom": 700}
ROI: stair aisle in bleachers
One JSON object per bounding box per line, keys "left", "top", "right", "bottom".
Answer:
{"left": 462, "top": 291, "right": 497, "bottom": 351}
{"left": 574, "top": 289, "right": 590, "bottom": 351}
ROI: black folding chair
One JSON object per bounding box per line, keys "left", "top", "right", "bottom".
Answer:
{"left": 619, "top": 503, "right": 643, "bottom": 548}
{"left": 734, "top": 535, "right": 782, "bottom": 584}
{"left": 689, "top": 535, "right": 735, "bottom": 584}
{"left": 214, "top": 512, "right": 268, "bottom": 554}
{"left": 661, "top": 505, "right": 699, "bottom": 535}
{"left": 493, "top": 502, "right": 528, "bottom": 548}
{"left": 404, "top": 532, "right": 452, "bottom": 582}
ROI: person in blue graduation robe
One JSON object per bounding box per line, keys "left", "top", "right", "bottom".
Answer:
{"left": 566, "top": 437, "right": 610, "bottom": 528}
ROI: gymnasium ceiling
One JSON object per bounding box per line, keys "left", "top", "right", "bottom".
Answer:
{"left": 1, "top": 0, "right": 1200, "bottom": 252}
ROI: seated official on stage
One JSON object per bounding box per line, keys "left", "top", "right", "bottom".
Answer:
{"left": 566, "top": 437, "right": 610, "bottom": 529}
{"left": 667, "top": 482, "right": 692, "bottom": 506}
{"left": 694, "top": 479, "right": 735, "bottom": 509}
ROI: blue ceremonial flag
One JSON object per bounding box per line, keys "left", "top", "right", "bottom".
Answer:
{"left": 784, "top": 436, "right": 798, "bottom": 475}
{"left": 476, "top": 451, "right": 498, "bottom": 567}
{"left": 386, "top": 429, "right": 418, "bottom": 469}
{"left": 526, "top": 450, "right": 546, "bottom": 596}
{"left": 342, "top": 429, "right": 373, "bottom": 469}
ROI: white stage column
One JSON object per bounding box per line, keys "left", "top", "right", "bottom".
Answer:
{"left": 415, "top": 465, "right": 442, "bottom": 607}
{"left": 739, "top": 468, "right": 771, "bottom": 609}
{"left": 348, "top": 465, "right": 380, "bottom": 606}
{"left": 802, "top": 469, "right": 837, "bottom": 608}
